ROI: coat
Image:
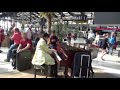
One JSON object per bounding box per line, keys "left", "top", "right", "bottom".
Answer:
{"left": 32, "top": 38, "right": 55, "bottom": 66}
{"left": 0, "top": 29, "right": 5, "bottom": 43}
{"left": 0, "top": 34, "right": 5, "bottom": 43}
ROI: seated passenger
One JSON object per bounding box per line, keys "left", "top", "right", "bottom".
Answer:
{"left": 4, "top": 28, "right": 22, "bottom": 62}
{"left": 32, "top": 33, "right": 56, "bottom": 69}
{"left": 12, "top": 32, "right": 33, "bottom": 69}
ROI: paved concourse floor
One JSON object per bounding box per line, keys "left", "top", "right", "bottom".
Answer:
{"left": 0, "top": 38, "right": 120, "bottom": 78}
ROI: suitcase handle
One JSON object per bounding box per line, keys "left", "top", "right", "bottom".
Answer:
{"left": 79, "top": 55, "right": 90, "bottom": 78}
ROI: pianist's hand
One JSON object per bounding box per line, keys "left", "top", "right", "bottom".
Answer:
{"left": 51, "top": 49, "right": 57, "bottom": 53}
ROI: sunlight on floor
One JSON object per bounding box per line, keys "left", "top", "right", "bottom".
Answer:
{"left": 93, "top": 66, "right": 120, "bottom": 75}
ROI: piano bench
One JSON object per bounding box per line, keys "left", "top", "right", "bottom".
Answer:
{"left": 34, "top": 64, "right": 49, "bottom": 78}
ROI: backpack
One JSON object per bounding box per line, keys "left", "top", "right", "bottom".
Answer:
{"left": 109, "top": 37, "right": 115, "bottom": 45}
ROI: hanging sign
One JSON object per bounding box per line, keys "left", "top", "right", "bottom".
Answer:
{"left": 73, "top": 14, "right": 87, "bottom": 23}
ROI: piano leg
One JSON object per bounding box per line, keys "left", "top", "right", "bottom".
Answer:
{"left": 64, "top": 66, "right": 69, "bottom": 78}
{"left": 64, "top": 66, "right": 73, "bottom": 78}
{"left": 70, "top": 68, "right": 73, "bottom": 77}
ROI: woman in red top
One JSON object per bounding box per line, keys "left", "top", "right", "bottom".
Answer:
{"left": 12, "top": 32, "right": 33, "bottom": 69}
{"left": 0, "top": 28, "right": 5, "bottom": 53}
{"left": 17, "top": 32, "right": 33, "bottom": 53}
{"left": 4, "top": 28, "right": 22, "bottom": 62}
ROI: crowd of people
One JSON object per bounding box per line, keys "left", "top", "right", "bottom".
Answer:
{"left": 66, "top": 32, "right": 77, "bottom": 45}
{"left": 65, "top": 29, "right": 117, "bottom": 61}
{"left": 88, "top": 30, "right": 117, "bottom": 60}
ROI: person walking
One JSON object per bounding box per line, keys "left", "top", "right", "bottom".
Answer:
{"left": 87, "top": 30, "right": 95, "bottom": 44}
{"left": 105, "top": 33, "right": 110, "bottom": 54}
{"left": 113, "top": 33, "right": 117, "bottom": 50}
{"left": 101, "top": 34, "right": 109, "bottom": 60}
{"left": 108, "top": 32, "right": 116, "bottom": 55}
{"left": 94, "top": 32, "right": 100, "bottom": 45}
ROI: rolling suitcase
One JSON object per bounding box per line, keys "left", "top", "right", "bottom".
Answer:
{"left": 118, "top": 50, "right": 120, "bottom": 57}
{"left": 73, "top": 51, "right": 91, "bottom": 78}
{"left": 16, "top": 50, "right": 32, "bottom": 71}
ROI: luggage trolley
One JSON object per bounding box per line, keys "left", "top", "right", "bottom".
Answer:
{"left": 72, "top": 51, "right": 93, "bottom": 78}
{"left": 79, "top": 54, "right": 90, "bottom": 78}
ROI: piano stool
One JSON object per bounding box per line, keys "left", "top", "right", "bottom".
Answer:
{"left": 34, "top": 64, "right": 50, "bottom": 78}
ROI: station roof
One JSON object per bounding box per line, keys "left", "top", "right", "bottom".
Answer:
{"left": 0, "top": 12, "right": 94, "bottom": 23}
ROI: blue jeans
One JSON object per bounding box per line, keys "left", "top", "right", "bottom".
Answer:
{"left": 7, "top": 44, "right": 19, "bottom": 61}
{"left": 109, "top": 44, "right": 114, "bottom": 55}
{"left": 9, "top": 40, "right": 14, "bottom": 48}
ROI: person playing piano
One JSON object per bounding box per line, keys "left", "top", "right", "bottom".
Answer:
{"left": 49, "top": 30, "right": 59, "bottom": 77}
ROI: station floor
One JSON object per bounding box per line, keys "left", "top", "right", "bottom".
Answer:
{"left": 0, "top": 50, "right": 120, "bottom": 78}
{"left": 0, "top": 38, "right": 120, "bottom": 78}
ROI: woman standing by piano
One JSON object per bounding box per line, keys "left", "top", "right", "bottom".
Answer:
{"left": 49, "top": 30, "right": 59, "bottom": 77}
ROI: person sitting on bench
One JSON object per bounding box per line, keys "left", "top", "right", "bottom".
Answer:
{"left": 4, "top": 28, "right": 22, "bottom": 62}
{"left": 12, "top": 32, "right": 33, "bottom": 69}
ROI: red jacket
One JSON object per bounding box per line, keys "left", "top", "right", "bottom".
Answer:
{"left": 0, "top": 34, "right": 5, "bottom": 43}
{"left": 0, "top": 28, "right": 5, "bottom": 42}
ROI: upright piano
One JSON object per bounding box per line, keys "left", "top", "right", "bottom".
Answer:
{"left": 56, "top": 42, "right": 99, "bottom": 77}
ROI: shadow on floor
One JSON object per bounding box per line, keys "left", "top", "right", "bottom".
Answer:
{"left": 19, "top": 67, "right": 118, "bottom": 78}
{"left": 0, "top": 68, "right": 119, "bottom": 78}
{"left": 20, "top": 67, "right": 63, "bottom": 76}
{"left": 94, "top": 72, "right": 118, "bottom": 78}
